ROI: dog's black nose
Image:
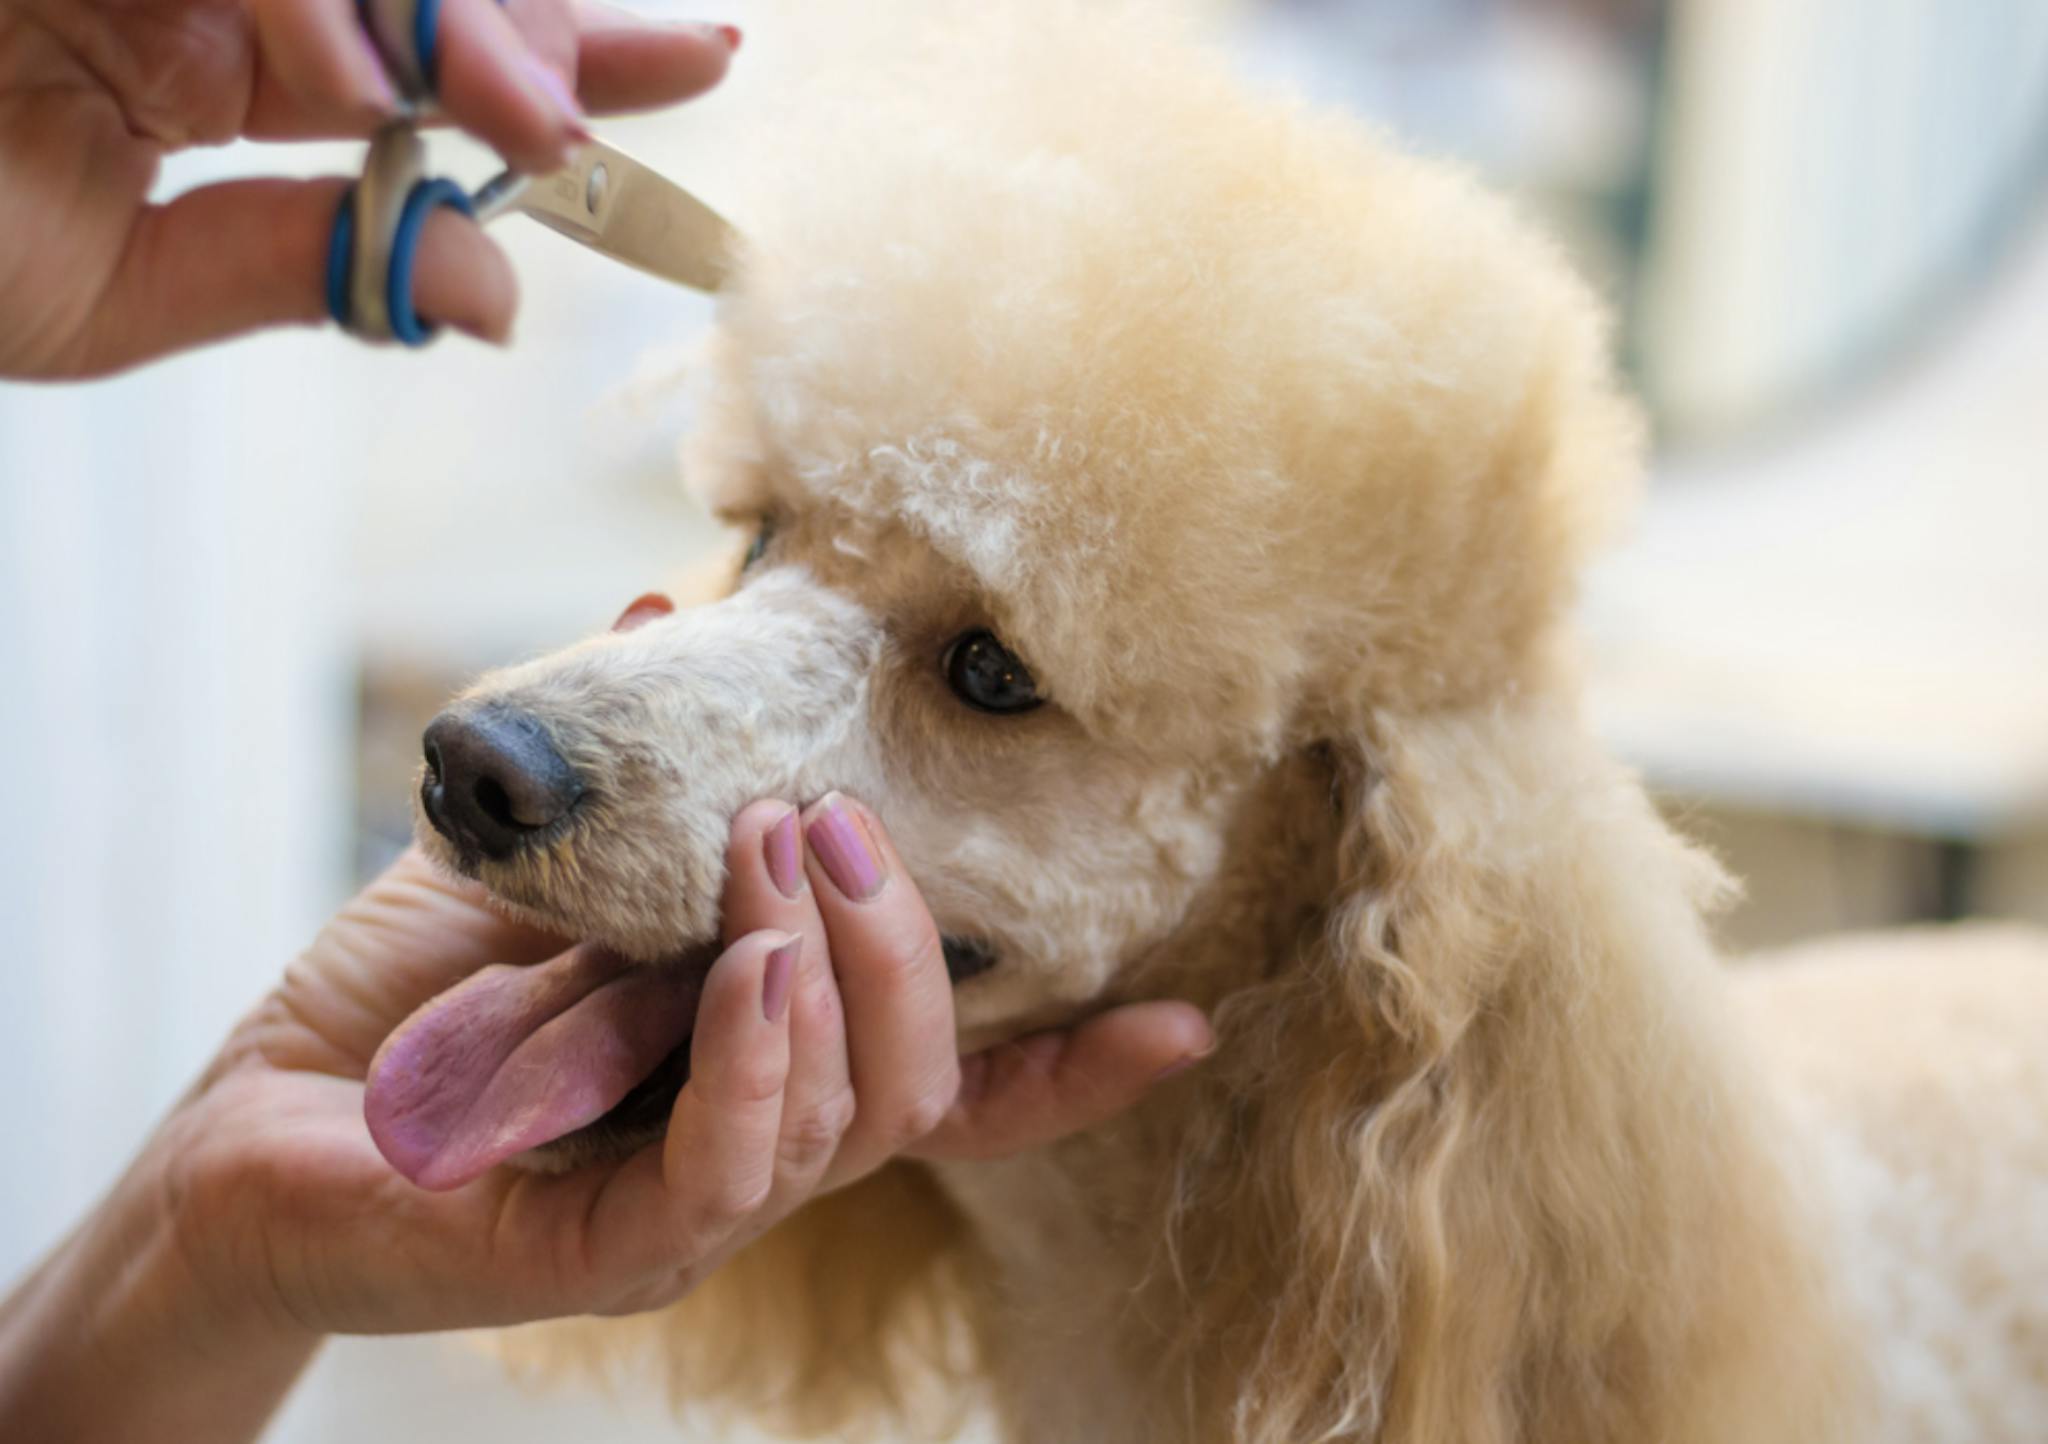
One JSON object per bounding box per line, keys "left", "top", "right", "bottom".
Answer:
{"left": 421, "top": 707, "right": 584, "bottom": 860}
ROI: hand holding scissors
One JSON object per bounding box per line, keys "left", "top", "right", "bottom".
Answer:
{"left": 335, "top": 0, "right": 745, "bottom": 346}
{"left": 332, "top": 0, "right": 739, "bottom": 347}
{"left": 0, "top": 0, "right": 737, "bottom": 378}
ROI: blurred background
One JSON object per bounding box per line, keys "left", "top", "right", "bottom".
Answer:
{"left": 2, "top": 1, "right": 2044, "bottom": 1439}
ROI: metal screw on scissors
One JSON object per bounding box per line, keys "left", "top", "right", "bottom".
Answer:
{"left": 328, "top": 0, "right": 739, "bottom": 347}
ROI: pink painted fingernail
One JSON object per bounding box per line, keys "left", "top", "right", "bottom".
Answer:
{"left": 764, "top": 807, "right": 803, "bottom": 899}
{"left": 716, "top": 24, "right": 743, "bottom": 52}
{"left": 762, "top": 935, "right": 800, "bottom": 1022}
{"left": 805, "top": 793, "right": 885, "bottom": 901}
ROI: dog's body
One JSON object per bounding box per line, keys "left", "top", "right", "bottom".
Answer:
{"left": 409, "top": 6, "right": 2048, "bottom": 1440}
{"left": 1735, "top": 928, "right": 2048, "bottom": 1441}
{"left": 944, "top": 927, "right": 2048, "bottom": 1444}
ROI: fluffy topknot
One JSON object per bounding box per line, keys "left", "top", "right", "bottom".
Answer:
{"left": 658, "top": 0, "right": 1641, "bottom": 745}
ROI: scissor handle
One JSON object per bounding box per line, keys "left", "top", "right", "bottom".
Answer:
{"left": 327, "top": 123, "right": 481, "bottom": 347}
{"left": 328, "top": 0, "right": 521, "bottom": 347}
{"left": 328, "top": 179, "right": 475, "bottom": 348}
{"left": 357, "top": 0, "right": 444, "bottom": 102}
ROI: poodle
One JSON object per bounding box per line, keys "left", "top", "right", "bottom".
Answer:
{"left": 385, "top": 5, "right": 2048, "bottom": 1440}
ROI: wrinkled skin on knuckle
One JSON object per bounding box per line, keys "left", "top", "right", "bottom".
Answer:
{"left": 716, "top": 1051, "right": 792, "bottom": 1111}
{"left": 868, "top": 923, "right": 948, "bottom": 1000}
{"left": 791, "top": 968, "right": 845, "bottom": 1039}
{"left": 778, "top": 1089, "right": 858, "bottom": 1176}
{"left": 595, "top": 1258, "right": 709, "bottom": 1319}
{"left": 698, "top": 1165, "right": 776, "bottom": 1237}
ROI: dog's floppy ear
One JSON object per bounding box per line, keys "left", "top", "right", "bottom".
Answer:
{"left": 1165, "top": 701, "right": 1858, "bottom": 1444}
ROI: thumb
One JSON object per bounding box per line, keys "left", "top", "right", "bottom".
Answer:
{"left": 71, "top": 177, "right": 516, "bottom": 376}
{"left": 910, "top": 1001, "right": 1215, "bottom": 1162}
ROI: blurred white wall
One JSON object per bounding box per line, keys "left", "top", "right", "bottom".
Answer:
{"left": 1584, "top": 193, "right": 2048, "bottom": 949}
{"left": 1644, "top": 0, "right": 2048, "bottom": 433}
{"left": 0, "top": 325, "right": 355, "bottom": 1269}
{"left": 1590, "top": 199, "right": 2048, "bottom": 844}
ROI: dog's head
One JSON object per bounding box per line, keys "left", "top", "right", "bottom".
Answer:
{"left": 389, "top": 4, "right": 1640, "bottom": 1183}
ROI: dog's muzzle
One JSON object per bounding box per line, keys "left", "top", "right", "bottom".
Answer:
{"left": 420, "top": 704, "right": 585, "bottom": 860}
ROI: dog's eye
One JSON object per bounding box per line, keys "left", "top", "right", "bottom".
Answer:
{"left": 944, "top": 630, "right": 1044, "bottom": 714}
{"left": 742, "top": 518, "right": 774, "bottom": 570}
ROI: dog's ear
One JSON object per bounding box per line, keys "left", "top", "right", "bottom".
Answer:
{"left": 489, "top": 1163, "right": 978, "bottom": 1439}
{"left": 1162, "top": 702, "right": 1858, "bottom": 1444}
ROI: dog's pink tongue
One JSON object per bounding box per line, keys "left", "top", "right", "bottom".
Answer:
{"left": 365, "top": 945, "right": 699, "bottom": 1191}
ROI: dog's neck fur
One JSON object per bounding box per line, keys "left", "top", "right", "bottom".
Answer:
{"left": 932, "top": 722, "right": 1859, "bottom": 1444}
{"left": 932, "top": 747, "right": 1339, "bottom": 1443}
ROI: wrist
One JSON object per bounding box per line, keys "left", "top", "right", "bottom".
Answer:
{"left": 0, "top": 1114, "right": 322, "bottom": 1443}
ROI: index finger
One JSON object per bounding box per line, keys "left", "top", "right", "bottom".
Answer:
{"left": 800, "top": 794, "right": 961, "bottom": 1187}
{"left": 242, "top": 0, "right": 737, "bottom": 165}
{"left": 428, "top": 0, "right": 596, "bottom": 172}
{"left": 436, "top": 0, "right": 738, "bottom": 144}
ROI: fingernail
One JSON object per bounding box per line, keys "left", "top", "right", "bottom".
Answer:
{"left": 806, "top": 793, "right": 885, "bottom": 901}
{"left": 762, "top": 935, "right": 800, "bottom": 1022}
{"left": 716, "top": 24, "right": 743, "bottom": 52}
{"left": 1155, "top": 1044, "right": 1216, "bottom": 1083}
{"left": 764, "top": 807, "right": 803, "bottom": 898}
{"left": 463, "top": 319, "right": 515, "bottom": 347}
{"left": 447, "top": 317, "right": 510, "bottom": 348}
{"left": 522, "top": 56, "right": 590, "bottom": 140}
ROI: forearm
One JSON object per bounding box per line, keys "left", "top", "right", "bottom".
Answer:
{"left": 0, "top": 1162, "right": 321, "bottom": 1444}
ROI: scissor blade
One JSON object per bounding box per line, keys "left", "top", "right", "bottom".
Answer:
{"left": 515, "top": 138, "right": 736, "bottom": 294}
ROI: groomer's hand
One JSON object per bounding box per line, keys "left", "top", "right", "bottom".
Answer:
{"left": 0, "top": 0, "right": 737, "bottom": 378}
{"left": 178, "top": 798, "right": 1213, "bottom": 1331}
{"left": 0, "top": 803, "right": 1210, "bottom": 1444}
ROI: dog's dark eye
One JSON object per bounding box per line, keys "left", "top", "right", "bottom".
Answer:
{"left": 944, "top": 630, "right": 1044, "bottom": 714}
{"left": 742, "top": 518, "right": 774, "bottom": 570}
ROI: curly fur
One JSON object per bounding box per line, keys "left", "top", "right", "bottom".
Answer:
{"left": 431, "top": 5, "right": 2048, "bottom": 1440}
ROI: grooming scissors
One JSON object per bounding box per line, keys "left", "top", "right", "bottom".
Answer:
{"left": 328, "top": 0, "right": 738, "bottom": 346}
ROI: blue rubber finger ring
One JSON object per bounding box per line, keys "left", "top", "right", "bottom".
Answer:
{"left": 414, "top": 0, "right": 443, "bottom": 93}
{"left": 326, "top": 186, "right": 358, "bottom": 328}
{"left": 353, "top": 0, "right": 446, "bottom": 98}
{"left": 387, "top": 177, "right": 477, "bottom": 347}
{"left": 413, "top": 0, "right": 507, "bottom": 93}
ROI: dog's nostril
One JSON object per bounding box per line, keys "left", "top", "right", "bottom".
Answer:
{"left": 471, "top": 775, "right": 517, "bottom": 831}
{"left": 419, "top": 706, "right": 584, "bottom": 860}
